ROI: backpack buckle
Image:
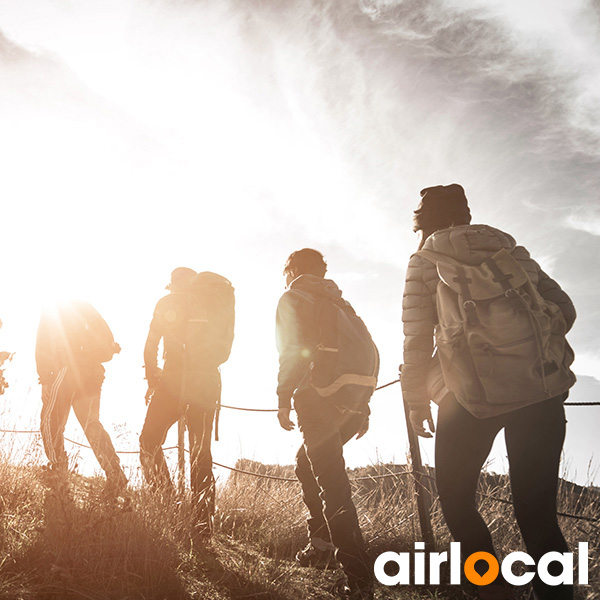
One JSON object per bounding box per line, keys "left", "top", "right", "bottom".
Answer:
{"left": 462, "top": 300, "right": 479, "bottom": 326}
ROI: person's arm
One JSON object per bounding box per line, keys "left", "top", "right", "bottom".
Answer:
{"left": 513, "top": 246, "right": 576, "bottom": 332}
{"left": 537, "top": 270, "right": 576, "bottom": 332}
{"left": 144, "top": 303, "right": 164, "bottom": 388}
{"left": 402, "top": 254, "right": 438, "bottom": 437}
{"left": 275, "top": 291, "right": 312, "bottom": 410}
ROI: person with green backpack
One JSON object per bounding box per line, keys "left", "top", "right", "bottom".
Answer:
{"left": 402, "top": 184, "right": 576, "bottom": 600}
{"left": 140, "top": 267, "right": 234, "bottom": 536}
{"left": 276, "top": 248, "right": 379, "bottom": 600}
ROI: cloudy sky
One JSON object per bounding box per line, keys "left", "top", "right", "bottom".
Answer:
{"left": 0, "top": 0, "right": 598, "bottom": 486}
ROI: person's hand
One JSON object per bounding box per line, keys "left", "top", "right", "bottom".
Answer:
{"left": 146, "top": 368, "right": 163, "bottom": 390}
{"left": 145, "top": 388, "right": 154, "bottom": 406}
{"left": 277, "top": 408, "right": 295, "bottom": 431}
{"left": 356, "top": 416, "right": 369, "bottom": 440}
{"left": 409, "top": 405, "right": 435, "bottom": 438}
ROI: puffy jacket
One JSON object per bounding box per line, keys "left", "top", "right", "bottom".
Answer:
{"left": 401, "top": 224, "right": 576, "bottom": 410}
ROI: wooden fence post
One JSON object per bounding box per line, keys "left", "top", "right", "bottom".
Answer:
{"left": 399, "top": 365, "right": 436, "bottom": 550}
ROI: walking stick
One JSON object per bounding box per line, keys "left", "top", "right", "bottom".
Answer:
{"left": 178, "top": 345, "right": 189, "bottom": 497}
{"left": 177, "top": 416, "right": 186, "bottom": 496}
{"left": 399, "top": 365, "right": 436, "bottom": 550}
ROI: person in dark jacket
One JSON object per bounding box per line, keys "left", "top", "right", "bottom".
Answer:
{"left": 35, "top": 301, "right": 127, "bottom": 494}
{"left": 140, "top": 267, "right": 224, "bottom": 537}
{"left": 403, "top": 184, "right": 576, "bottom": 600}
{"left": 276, "top": 248, "right": 378, "bottom": 600}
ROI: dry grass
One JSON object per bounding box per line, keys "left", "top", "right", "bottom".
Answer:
{"left": 0, "top": 445, "right": 597, "bottom": 600}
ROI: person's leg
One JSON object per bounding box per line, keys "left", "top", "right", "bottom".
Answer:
{"left": 435, "top": 395, "right": 504, "bottom": 560}
{"left": 187, "top": 405, "right": 216, "bottom": 532}
{"left": 296, "top": 394, "right": 369, "bottom": 583}
{"left": 504, "top": 396, "right": 572, "bottom": 600}
{"left": 71, "top": 365, "right": 126, "bottom": 488}
{"left": 139, "top": 382, "right": 180, "bottom": 492}
{"left": 40, "top": 366, "right": 72, "bottom": 472}
{"left": 187, "top": 369, "right": 220, "bottom": 531}
{"left": 295, "top": 443, "right": 331, "bottom": 544}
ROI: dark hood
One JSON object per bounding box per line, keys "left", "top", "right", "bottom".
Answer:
{"left": 289, "top": 274, "right": 343, "bottom": 300}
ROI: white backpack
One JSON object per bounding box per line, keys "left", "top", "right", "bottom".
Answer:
{"left": 418, "top": 248, "right": 575, "bottom": 417}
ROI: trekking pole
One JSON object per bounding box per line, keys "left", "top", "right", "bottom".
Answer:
{"left": 178, "top": 347, "right": 189, "bottom": 497}
{"left": 177, "top": 417, "right": 186, "bottom": 496}
{"left": 399, "top": 365, "right": 436, "bottom": 550}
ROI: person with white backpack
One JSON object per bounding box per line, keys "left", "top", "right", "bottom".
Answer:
{"left": 402, "top": 184, "right": 576, "bottom": 600}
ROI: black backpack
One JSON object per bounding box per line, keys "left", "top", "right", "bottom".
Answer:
{"left": 310, "top": 296, "right": 379, "bottom": 404}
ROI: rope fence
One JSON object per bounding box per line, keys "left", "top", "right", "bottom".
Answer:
{"left": 0, "top": 376, "right": 598, "bottom": 527}
{"left": 564, "top": 401, "right": 600, "bottom": 406}
{"left": 218, "top": 378, "right": 402, "bottom": 412}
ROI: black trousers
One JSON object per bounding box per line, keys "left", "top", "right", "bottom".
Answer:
{"left": 435, "top": 394, "right": 572, "bottom": 600}
{"left": 294, "top": 391, "right": 371, "bottom": 582}
{"left": 139, "top": 370, "right": 219, "bottom": 527}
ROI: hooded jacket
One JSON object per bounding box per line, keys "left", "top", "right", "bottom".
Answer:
{"left": 276, "top": 275, "right": 342, "bottom": 408}
{"left": 401, "top": 224, "right": 576, "bottom": 411}
{"left": 277, "top": 274, "right": 376, "bottom": 409}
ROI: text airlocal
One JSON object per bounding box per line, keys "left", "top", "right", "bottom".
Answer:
{"left": 374, "top": 542, "right": 589, "bottom": 587}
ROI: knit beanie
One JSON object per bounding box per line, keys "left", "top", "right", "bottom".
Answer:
{"left": 412, "top": 184, "right": 471, "bottom": 232}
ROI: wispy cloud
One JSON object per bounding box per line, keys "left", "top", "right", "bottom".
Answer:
{"left": 572, "top": 351, "right": 600, "bottom": 382}
{"left": 566, "top": 213, "right": 600, "bottom": 236}
{"left": 0, "top": 0, "right": 598, "bottom": 483}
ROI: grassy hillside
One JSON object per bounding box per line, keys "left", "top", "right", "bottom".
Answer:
{"left": 0, "top": 448, "right": 597, "bottom": 600}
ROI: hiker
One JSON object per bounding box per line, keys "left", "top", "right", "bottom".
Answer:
{"left": 35, "top": 300, "right": 127, "bottom": 494}
{"left": 0, "top": 318, "right": 12, "bottom": 396}
{"left": 402, "top": 184, "right": 576, "bottom": 600}
{"left": 276, "top": 249, "right": 379, "bottom": 600}
{"left": 140, "top": 267, "right": 234, "bottom": 536}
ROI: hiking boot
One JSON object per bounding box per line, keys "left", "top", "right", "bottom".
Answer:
{"left": 295, "top": 542, "right": 337, "bottom": 569}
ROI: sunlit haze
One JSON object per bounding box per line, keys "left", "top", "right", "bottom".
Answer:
{"left": 0, "top": 0, "right": 599, "bottom": 485}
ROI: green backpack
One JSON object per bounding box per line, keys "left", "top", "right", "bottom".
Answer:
{"left": 418, "top": 248, "right": 575, "bottom": 418}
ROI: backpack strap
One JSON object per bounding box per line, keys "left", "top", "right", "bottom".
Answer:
{"left": 417, "top": 250, "right": 480, "bottom": 326}
{"left": 452, "top": 265, "right": 480, "bottom": 326}
{"left": 481, "top": 255, "right": 523, "bottom": 312}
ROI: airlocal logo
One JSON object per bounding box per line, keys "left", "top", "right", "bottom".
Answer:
{"left": 375, "top": 542, "right": 589, "bottom": 587}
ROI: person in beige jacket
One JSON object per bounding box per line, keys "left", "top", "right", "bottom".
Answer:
{"left": 402, "top": 184, "right": 576, "bottom": 600}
